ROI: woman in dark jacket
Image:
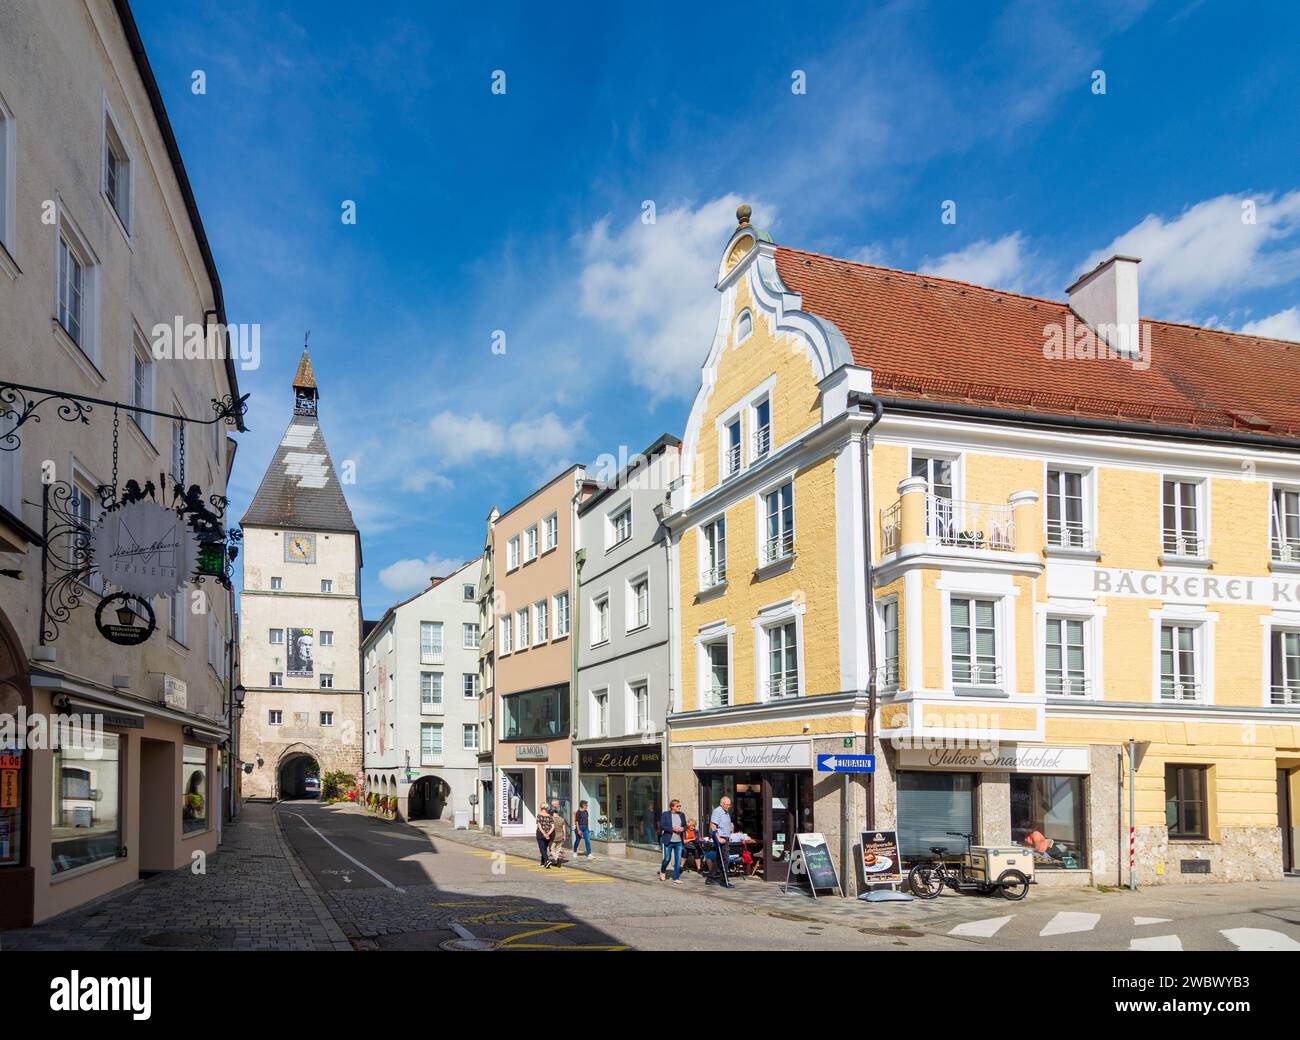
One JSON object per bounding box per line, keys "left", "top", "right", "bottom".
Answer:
{"left": 658, "top": 799, "right": 687, "bottom": 884}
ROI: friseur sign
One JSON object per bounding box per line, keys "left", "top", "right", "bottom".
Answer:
{"left": 578, "top": 745, "right": 661, "bottom": 774}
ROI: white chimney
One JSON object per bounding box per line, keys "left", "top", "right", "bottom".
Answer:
{"left": 1066, "top": 255, "right": 1141, "bottom": 356}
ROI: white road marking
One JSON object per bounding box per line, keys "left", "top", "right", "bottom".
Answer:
{"left": 949, "top": 915, "right": 1014, "bottom": 938}
{"left": 1130, "top": 934, "right": 1183, "bottom": 950}
{"left": 284, "top": 812, "right": 405, "bottom": 892}
{"left": 1040, "top": 911, "right": 1100, "bottom": 936}
{"left": 1134, "top": 916, "right": 1171, "bottom": 926}
{"left": 1220, "top": 927, "right": 1300, "bottom": 951}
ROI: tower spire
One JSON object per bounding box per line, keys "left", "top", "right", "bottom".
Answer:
{"left": 293, "top": 335, "right": 318, "bottom": 416}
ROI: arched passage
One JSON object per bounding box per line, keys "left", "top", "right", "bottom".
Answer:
{"left": 275, "top": 744, "right": 320, "bottom": 799}
{"left": 408, "top": 775, "right": 451, "bottom": 820}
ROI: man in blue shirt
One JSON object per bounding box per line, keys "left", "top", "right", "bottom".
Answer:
{"left": 709, "top": 796, "right": 734, "bottom": 884}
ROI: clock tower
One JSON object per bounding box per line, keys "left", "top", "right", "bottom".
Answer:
{"left": 238, "top": 350, "right": 363, "bottom": 798}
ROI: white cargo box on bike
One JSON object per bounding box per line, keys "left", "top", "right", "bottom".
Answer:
{"left": 965, "top": 845, "right": 1035, "bottom": 883}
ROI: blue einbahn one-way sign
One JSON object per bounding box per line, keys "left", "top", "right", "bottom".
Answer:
{"left": 816, "top": 754, "right": 876, "bottom": 773}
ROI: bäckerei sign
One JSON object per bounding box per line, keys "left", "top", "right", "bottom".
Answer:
{"left": 898, "top": 745, "right": 1090, "bottom": 774}
{"left": 91, "top": 500, "right": 196, "bottom": 599}
{"left": 1090, "top": 568, "right": 1300, "bottom": 607}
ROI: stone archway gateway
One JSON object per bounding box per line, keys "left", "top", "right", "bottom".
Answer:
{"left": 275, "top": 744, "right": 321, "bottom": 800}
{"left": 408, "top": 775, "right": 451, "bottom": 821}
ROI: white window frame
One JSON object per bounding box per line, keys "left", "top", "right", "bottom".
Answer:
{"left": 1161, "top": 477, "right": 1208, "bottom": 559}
{"left": 591, "top": 593, "right": 610, "bottom": 647}
{"left": 462, "top": 723, "right": 479, "bottom": 751}
{"left": 699, "top": 515, "right": 727, "bottom": 589}
{"left": 719, "top": 411, "right": 743, "bottom": 479}
{"left": 507, "top": 535, "right": 521, "bottom": 570}
{"left": 269, "top": 672, "right": 284, "bottom": 688}
{"left": 876, "top": 594, "right": 900, "bottom": 692}
{"left": 553, "top": 591, "right": 570, "bottom": 637}
{"left": 515, "top": 606, "right": 530, "bottom": 650}
{"left": 54, "top": 208, "right": 100, "bottom": 364}
{"left": 754, "top": 600, "right": 805, "bottom": 702}
{"left": 320, "top": 711, "right": 334, "bottom": 727}
{"left": 321, "top": 578, "right": 333, "bottom": 593}
{"left": 421, "top": 672, "right": 444, "bottom": 714}
{"left": 947, "top": 595, "right": 1001, "bottom": 689}
{"left": 1151, "top": 607, "right": 1216, "bottom": 705}
{"left": 607, "top": 502, "right": 632, "bottom": 550}
{"left": 129, "top": 331, "right": 154, "bottom": 440}
{"left": 543, "top": 512, "right": 559, "bottom": 552}
{"left": 268, "top": 710, "right": 283, "bottom": 725}
{"left": 500, "top": 613, "right": 513, "bottom": 655}
{"left": 1044, "top": 464, "right": 1095, "bottom": 552}
{"left": 319, "top": 674, "right": 334, "bottom": 689}
{"left": 320, "top": 630, "right": 334, "bottom": 646}
{"left": 735, "top": 308, "right": 753, "bottom": 344}
{"left": 462, "top": 622, "right": 479, "bottom": 650}
{"left": 756, "top": 475, "right": 796, "bottom": 568}
{"left": 534, "top": 599, "right": 549, "bottom": 643}
{"left": 1270, "top": 484, "right": 1300, "bottom": 565}
{"left": 420, "top": 621, "right": 444, "bottom": 663}
{"left": 269, "top": 628, "right": 284, "bottom": 645}
{"left": 1264, "top": 620, "right": 1300, "bottom": 707}
{"left": 421, "top": 722, "right": 444, "bottom": 763}
{"left": 270, "top": 576, "right": 283, "bottom": 590}
{"left": 463, "top": 582, "right": 476, "bottom": 601}
{"left": 628, "top": 678, "right": 650, "bottom": 734}
{"left": 0, "top": 89, "right": 15, "bottom": 265}
{"left": 101, "top": 96, "right": 133, "bottom": 236}
{"left": 463, "top": 672, "right": 479, "bottom": 699}
{"left": 750, "top": 393, "right": 772, "bottom": 461}
{"left": 590, "top": 687, "right": 609, "bottom": 738}
{"left": 525, "top": 524, "right": 538, "bottom": 561}
{"left": 626, "top": 572, "right": 650, "bottom": 631}
{"left": 937, "top": 576, "right": 1017, "bottom": 694}
{"left": 69, "top": 462, "right": 104, "bottom": 593}
{"left": 1043, "top": 614, "right": 1089, "bottom": 697}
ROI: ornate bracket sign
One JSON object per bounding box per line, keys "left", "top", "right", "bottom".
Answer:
{"left": 91, "top": 499, "right": 196, "bottom": 599}
{"left": 94, "top": 593, "right": 157, "bottom": 646}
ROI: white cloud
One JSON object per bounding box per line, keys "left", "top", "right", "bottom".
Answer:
{"left": 427, "top": 409, "right": 587, "bottom": 468}
{"left": 920, "top": 233, "right": 1035, "bottom": 293}
{"left": 578, "top": 194, "right": 775, "bottom": 401}
{"left": 1240, "top": 306, "right": 1300, "bottom": 341}
{"left": 1083, "top": 191, "right": 1300, "bottom": 308}
{"left": 377, "top": 553, "right": 466, "bottom": 594}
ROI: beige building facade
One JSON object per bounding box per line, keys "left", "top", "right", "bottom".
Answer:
{"left": 0, "top": 0, "right": 243, "bottom": 926}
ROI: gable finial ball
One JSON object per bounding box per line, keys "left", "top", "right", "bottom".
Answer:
{"left": 736, "top": 203, "right": 752, "bottom": 227}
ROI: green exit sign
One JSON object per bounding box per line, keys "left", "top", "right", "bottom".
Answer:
{"left": 842, "top": 738, "right": 853, "bottom": 748}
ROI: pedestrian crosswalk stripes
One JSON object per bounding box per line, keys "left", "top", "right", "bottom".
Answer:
{"left": 1129, "top": 934, "right": 1183, "bottom": 950}
{"left": 948, "top": 915, "right": 1014, "bottom": 938}
{"left": 1039, "top": 911, "right": 1101, "bottom": 936}
{"left": 946, "top": 911, "right": 1299, "bottom": 951}
{"left": 1221, "top": 927, "right": 1300, "bottom": 951}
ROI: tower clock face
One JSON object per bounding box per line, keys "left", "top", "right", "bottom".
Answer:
{"left": 285, "top": 532, "right": 316, "bottom": 563}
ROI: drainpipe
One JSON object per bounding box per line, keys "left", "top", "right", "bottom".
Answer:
{"left": 1128, "top": 739, "right": 1137, "bottom": 891}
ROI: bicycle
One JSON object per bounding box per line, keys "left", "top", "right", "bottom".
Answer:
{"left": 906, "top": 831, "right": 1031, "bottom": 901}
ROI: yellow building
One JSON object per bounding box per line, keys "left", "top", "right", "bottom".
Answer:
{"left": 664, "top": 205, "right": 1300, "bottom": 892}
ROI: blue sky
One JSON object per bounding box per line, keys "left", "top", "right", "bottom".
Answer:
{"left": 129, "top": 0, "right": 1300, "bottom": 615}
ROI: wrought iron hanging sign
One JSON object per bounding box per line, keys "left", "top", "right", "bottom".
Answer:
{"left": 91, "top": 498, "right": 197, "bottom": 600}
{"left": 94, "top": 592, "right": 157, "bottom": 646}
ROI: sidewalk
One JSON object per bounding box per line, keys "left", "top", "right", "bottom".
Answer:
{"left": 0, "top": 802, "right": 351, "bottom": 952}
{"left": 415, "top": 818, "right": 1024, "bottom": 933}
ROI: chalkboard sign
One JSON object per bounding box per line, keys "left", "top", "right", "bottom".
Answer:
{"left": 783, "top": 832, "right": 844, "bottom": 898}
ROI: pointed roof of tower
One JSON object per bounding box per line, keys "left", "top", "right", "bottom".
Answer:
{"left": 241, "top": 355, "right": 358, "bottom": 533}
{"left": 293, "top": 349, "right": 317, "bottom": 390}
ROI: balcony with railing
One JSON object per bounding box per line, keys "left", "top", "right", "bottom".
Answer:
{"left": 881, "top": 491, "right": 1017, "bottom": 555}
{"left": 767, "top": 673, "right": 800, "bottom": 699}
{"left": 1270, "top": 683, "right": 1300, "bottom": 706}
{"left": 1046, "top": 520, "right": 1093, "bottom": 552}
{"left": 1272, "top": 535, "right": 1300, "bottom": 565}
{"left": 723, "top": 443, "right": 741, "bottom": 478}
{"left": 1045, "top": 675, "right": 1090, "bottom": 697}
{"left": 709, "top": 684, "right": 730, "bottom": 709}
{"left": 700, "top": 561, "right": 728, "bottom": 589}
{"left": 1159, "top": 678, "right": 1201, "bottom": 702}
{"left": 877, "top": 661, "right": 900, "bottom": 694}
{"left": 753, "top": 425, "right": 771, "bottom": 460}
{"left": 761, "top": 529, "right": 795, "bottom": 567}
{"left": 1161, "top": 529, "right": 1204, "bottom": 559}
{"left": 952, "top": 662, "right": 1004, "bottom": 687}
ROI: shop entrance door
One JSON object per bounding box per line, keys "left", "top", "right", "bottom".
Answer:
{"left": 765, "top": 773, "right": 797, "bottom": 884}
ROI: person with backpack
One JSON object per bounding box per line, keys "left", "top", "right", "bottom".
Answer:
{"left": 658, "top": 799, "right": 687, "bottom": 884}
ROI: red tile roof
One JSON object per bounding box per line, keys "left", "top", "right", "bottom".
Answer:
{"left": 774, "top": 246, "right": 1300, "bottom": 442}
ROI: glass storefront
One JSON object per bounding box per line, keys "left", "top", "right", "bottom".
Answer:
{"left": 577, "top": 745, "right": 662, "bottom": 849}
{"left": 897, "top": 771, "right": 976, "bottom": 863}
{"left": 545, "top": 767, "right": 572, "bottom": 825}
{"left": 1012, "top": 774, "right": 1087, "bottom": 867}
{"left": 695, "top": 770, "right": 814, "bottom": 882}
{"left": 0, "top": 683, "right": 23, "bottom": 867}
{"left": 182, "top": 745, "right": 208, "bottom": 834}
{"left": 52, "top": 732, "right": 123, "bottom": 874}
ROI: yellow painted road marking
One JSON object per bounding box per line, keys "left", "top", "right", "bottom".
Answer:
{"left": 501, "top": 942, "right": 630, "bottom": 951}
{"left": 563, "top": 876, "right": 617, "bottom": 883}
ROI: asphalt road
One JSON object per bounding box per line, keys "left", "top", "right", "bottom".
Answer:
{"left": 276, "top": 800, "right": 961, "bottom": 951}
{"left": 277, "top": 801, "right": 1300, "bottom": 952}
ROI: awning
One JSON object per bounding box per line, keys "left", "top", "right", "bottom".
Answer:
{"left": 183, "top": 727, "right": 224, "bottom": 746}
{"left": 60, "top": 698, "right": 145, "bottom": 730}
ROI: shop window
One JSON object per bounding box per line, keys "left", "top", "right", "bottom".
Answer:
{"left": 52, "top": 731, "right": 123, "bottom": 874}
{"left": 182, "top": 745, "right": 208, "bottom": 834}
{"left": 0, "top": 682, "right": 25, "bottom": 867}
{"left": 896, "top": 771, "right": 975, "bottom": 864}
{"left": 627, "top": 774, "right": 660, "bottom": 848}
{"left": 1010, "top": 774, "right": 1086, "bottom": 867}
{"left": 1165, "top": 764, "right": 1208, "bottom": 839}
{"left": 503, "top": 685, "right": 569, "bottom": 740}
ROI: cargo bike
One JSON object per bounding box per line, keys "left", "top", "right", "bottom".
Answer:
{"left": 906, "top": 831, "right": 1034, "bottom": 901}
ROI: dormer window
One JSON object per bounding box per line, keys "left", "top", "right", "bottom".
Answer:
{"left": 735, "top": 309, "right": 753, "bottom": 344}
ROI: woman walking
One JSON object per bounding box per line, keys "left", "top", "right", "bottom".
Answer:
{"left": 535, "top": 803, "right": 554, "bottom": 866}
{"left": 658, "top": 799, "right": 687, "bottom": 884}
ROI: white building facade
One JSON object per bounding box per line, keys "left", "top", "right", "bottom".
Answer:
{"left": 363, "top": 560, "right": 482, "bottom": 821}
